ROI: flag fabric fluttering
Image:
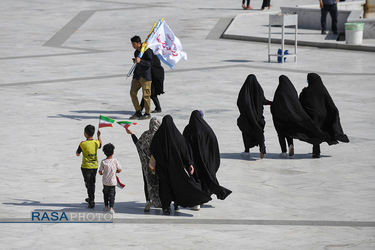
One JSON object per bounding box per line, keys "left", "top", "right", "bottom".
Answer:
{"left": 117, "top": 121, "right": 137, "bottom": 129}
{"left": 126, "top": 19, "right": 164, "bottom": 77}
{"left": 116, "top": 176, "right": 125, "bottom": 189}
{"left": 147, "top": 20, "right": 187, "bottom": 69}
{"left": 99, "top": 115, "right": 115, "bottom": 128}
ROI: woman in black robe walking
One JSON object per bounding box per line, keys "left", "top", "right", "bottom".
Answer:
{"left": 237, "top": 74, "right": 272, "bottom": 158}
{"left": 271, "top": 75, "right": 329, "bottom": 157}
{"left": 150, "top": 115, "right": 211, "bottom": 215}
{"left": 140, "top": 53, "right": 164, "bottom": 113}
{"left": 299, "top": 73, "right": 349, "bottom": 158}
{"left": 183, "top": 110, "right": 232, "bottom": 201}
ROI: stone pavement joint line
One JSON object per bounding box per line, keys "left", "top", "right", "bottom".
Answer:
{"left": 113, "top": 218, "right": 375, "bottom": 227}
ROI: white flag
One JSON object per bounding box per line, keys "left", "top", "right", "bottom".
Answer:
{"left": 147, "top": 21, "right": 187, "bottom": 69}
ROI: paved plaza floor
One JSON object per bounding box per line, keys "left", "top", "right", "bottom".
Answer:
{"left": 1, "top": 0, "right": 374, "bottom": 249}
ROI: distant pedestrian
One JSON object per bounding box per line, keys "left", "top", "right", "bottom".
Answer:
{"left": 99, "top": 143, "right": 122, "bottom": 214}
{"left": 237, "top": 74, "right": 271, "bottom": 159}
{"left": 242, "top": 0, "right": 252, "bottom": 10}
{"left": 320, "top": 0, "right": 339, "bottom": 34}
{"left": 76, "top": 125, "right": 102, "bottom": 209}
{"left": 261, "top": 0, "right": 271, "bottom": 10}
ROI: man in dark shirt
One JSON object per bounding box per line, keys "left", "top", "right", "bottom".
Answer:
{"left": 320, "top": 0, "right": 338, "bottom": 35}
{"left": 129, "top": 35, "right": 153, "bottom": 120}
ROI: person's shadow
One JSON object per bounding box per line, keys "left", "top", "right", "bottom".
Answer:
{"left": 3, "top": 199, "right": 201, "bottom": 217}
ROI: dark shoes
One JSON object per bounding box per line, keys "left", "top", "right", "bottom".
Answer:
{"left": 86, "top": 198, "right": 95, "bottom": 208}
{"left": 139, "top": 113, "right": 151, "bottom": 120}
{"left": 333, "top": 31, "right": 338, "bottom": 35}
{"left": 129, "top": 111, "right": 142, "bottom": 120}
{"left": 321, "top": 30, "right": 327, "bottom": 35}
{"left": 163, "top": 208, "right": 171, "bottom": 215}
{"left": 151, "top": 109, "right": 162, "bottom": 113}
{"left": 174, "top": 203, "right": 180, "bottom": 211}
{"left": 312, "top": 153, "right": 321, "bottom": 159}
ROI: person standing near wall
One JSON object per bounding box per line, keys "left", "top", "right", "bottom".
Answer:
{"left": 320, "top": 0, "right": 339, "bottom": 34}
{"left": 261, "top": 0, "right": 271, "bottom": 10}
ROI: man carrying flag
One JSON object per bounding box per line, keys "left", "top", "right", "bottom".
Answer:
{"left": 129, "top": 35, "right": 153, "bottom": 120}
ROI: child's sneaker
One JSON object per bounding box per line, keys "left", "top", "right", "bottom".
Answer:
{"left": 109, "top": 208, "right": 115, "bottom": 214}
{"left": 247, "top": 6, "right": 253, "bottom": 10}
{"left": 88, "top": 202, "right": 95, "bottom": 208}
{"left": 103, "top": 207, "right": 109, "bottom": 212}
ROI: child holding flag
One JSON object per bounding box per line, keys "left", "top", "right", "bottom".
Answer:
{"left": 76, "top": 125, "right": 102, "bottom": 208}
{"left": 99, "top": 143, "right": 122, "bottom": 214}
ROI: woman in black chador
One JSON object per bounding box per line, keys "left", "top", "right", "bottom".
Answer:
{"left": 271, "top": 75, "right": 330, "bottom": 157}
{"left": 299, "top": 73, "right": 349, "bottom": 158}
{"left": 237, "top": 74, "right": 272, "bottom": 158}
{"left": 150, "top": 115, "right": 211, "bottom": 215}
{"left": 183, "top": 110, "right": 232, "bottom": 201}
{"left": 140, "top": 53, "right": 165, "bottom": 113}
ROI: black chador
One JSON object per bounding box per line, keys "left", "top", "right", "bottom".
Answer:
{"left": 183, "top": 110, "right": 232, "bottom": 200}
{"left": 271, "top": 75, "right": 329, "bottom": 146}
{"left": 150, "top": 115, "right": 211, "bottom": 212}
{"left": 237, "top": 74, "right": 271, "bottom": 157}
{"left": 299, "top": 73, "right": 349, "bottom": 157}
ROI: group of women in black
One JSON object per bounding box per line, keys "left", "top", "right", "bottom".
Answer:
{"left": 237, "top": 73, "right": 349, "bottom": 159}
{"left": 127, "top": 72, "right": 348, "bottom": 215}
{"left": 127, "top": 111, "right": 232, "bottom": 215}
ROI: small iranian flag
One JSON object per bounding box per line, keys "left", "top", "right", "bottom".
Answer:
{"left": 117, "top": 121, "right": 137, "bottom": 129}
{"left": 116, "top": 176, "right": 125, "bottom": 189}
{"left": 99, "top": 115, "right": 115, "bottom": 128}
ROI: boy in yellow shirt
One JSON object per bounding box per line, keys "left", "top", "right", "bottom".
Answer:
{"left": 76, "top": 125, "right": 102, "bottom": 208}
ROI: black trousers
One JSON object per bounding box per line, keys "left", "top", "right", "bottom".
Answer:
{"left": 313, "top": 144, "right": 321, "bottom": 155}
{"left": 242, "top": 0, "right": 250, "bottom": 7}
{"left": 81, "top": 168, "right": 97, "bottom": 201}
{"left": 261, "top": 0, "right": 270, "bottom": 8}
{"left": 321, "top": 4, "right": 338, "bottom": 32}
{"left": 103, "top": 185, "right": 116, "bottom": 208}
{"left": 278, "top": 134, "right": 293, "bottom": 153}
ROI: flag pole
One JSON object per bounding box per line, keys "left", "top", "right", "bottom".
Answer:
{"left": 126, "top": 19, "right": 164, "bottom": 78}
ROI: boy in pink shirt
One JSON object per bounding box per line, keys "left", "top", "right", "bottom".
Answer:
{"left": 99, "top": 143, "right": 122, "bottom": 214}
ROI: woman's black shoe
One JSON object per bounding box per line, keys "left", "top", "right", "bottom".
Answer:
{"left": 162, "top": 208, "right": 171, "bottom": 215}
{"left": 174, "top": 203, "right": 180, "bottom": 211}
